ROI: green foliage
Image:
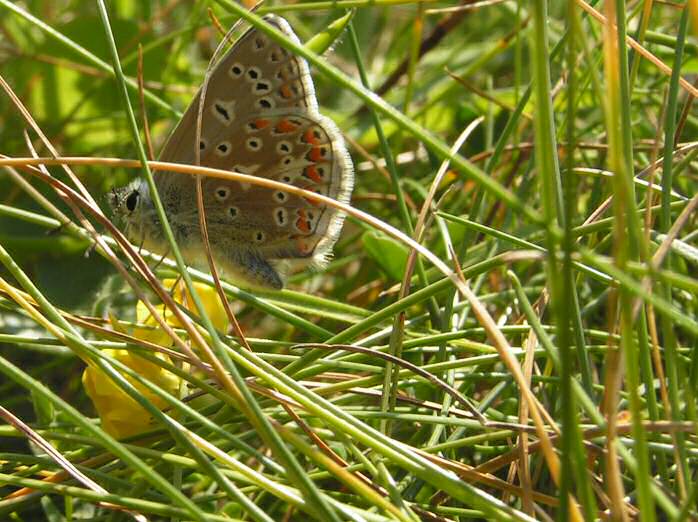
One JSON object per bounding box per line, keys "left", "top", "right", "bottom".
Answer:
{"left": 1, "top": 1, "right": 697, "bottom": 521}
{"left": 362, "top": 231, "right": 409, "bottom": 281}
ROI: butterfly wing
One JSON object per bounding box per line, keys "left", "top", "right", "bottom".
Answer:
{"left": 155, "top": 16, "right": 353, "bottom": 288}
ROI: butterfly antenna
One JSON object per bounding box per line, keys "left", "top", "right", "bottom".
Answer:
{"left": 152, "top": 247, "right": 170, "bottom": 272}
{"left": 46, "top": 220, "right": 69, "bottom": 236}
{"left": 163, "top": 275, "right": 184, "bottom": 324}
{"left": 83, "top": 242, "right": 97, "bottom": 259}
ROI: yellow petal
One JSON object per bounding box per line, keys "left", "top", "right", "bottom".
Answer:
{"left": 82, "top": 349, "right": 181, "bottom": 438}
{"left": 134, "top": 279, "right": 228, "bottom": 346}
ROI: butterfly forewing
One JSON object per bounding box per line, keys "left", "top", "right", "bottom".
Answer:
{"left": 152, "top": 15, "right": 353, "bottom": 287}
{"left": 158, "top": 17, "right": 314, "bottom": 167}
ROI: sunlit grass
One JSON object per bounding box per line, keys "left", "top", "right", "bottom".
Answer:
{"left": 0, "top": 1, "right": 696, "bottom": 521}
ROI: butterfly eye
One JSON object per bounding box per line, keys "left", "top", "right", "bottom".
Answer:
{"left": 125, "top": 190, "right": 139, "bottom": 212}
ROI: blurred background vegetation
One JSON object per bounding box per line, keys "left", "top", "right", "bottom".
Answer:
{"left": 0, "top": 0, "right": 697, "bottom": 521}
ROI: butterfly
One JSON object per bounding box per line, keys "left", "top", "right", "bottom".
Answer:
{"left": 112, "top": 15, "right": 353, "bottom": 289}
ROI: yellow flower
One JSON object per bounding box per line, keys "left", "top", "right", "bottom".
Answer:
{"left": 83, "top": 279, "right": 226, "bottom": 438}
{"left": 133, "top": 279, "right": 229, "bottom": 345}
{"left": 82, "top": 349, "right": 180, "bottom": 439}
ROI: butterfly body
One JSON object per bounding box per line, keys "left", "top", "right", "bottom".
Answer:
{"left": 113, "top": 16, "right": 353, "bottom": 289}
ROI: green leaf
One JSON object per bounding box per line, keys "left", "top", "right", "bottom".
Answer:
{"left": 362, "top": 231, "right": 409, "bottom": 281}
{"left": 305, "top": 10, "right": 354, "bottom": 55}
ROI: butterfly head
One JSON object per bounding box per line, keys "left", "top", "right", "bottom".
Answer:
{"left": 109, "top": 181, "right": 157, "bottom": 241}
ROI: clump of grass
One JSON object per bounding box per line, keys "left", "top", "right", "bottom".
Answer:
{"left": 0, "top": 1, "right": 696, "bottom": 521}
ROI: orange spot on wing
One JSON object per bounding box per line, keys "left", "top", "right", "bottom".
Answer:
{"left": 296, "top": 210, "right": 311, "bottom": 233}
{"left": 304, "top": 166, "right": 322, "bottom": 184}
{"left": 308, "top": 147, "right": 323, "bottom": 162}
{"left": 280, "top": 84, "right": 293, "bottom": 99}
{"left": 303, "top": 192, "right": 322, "bottom": 207}
{"left": 254, "top": 118, "right": 271, "bottom": 129}
{"left": 276, "top": 119, "right": 297, "bottom": 134}
{"left": 303, "top": 129, "right": 319, "bottom": 145}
